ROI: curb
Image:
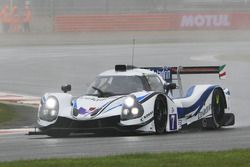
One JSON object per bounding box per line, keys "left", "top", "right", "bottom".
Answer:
{"left": 0, "top": 92, "right": 40, "bottom": 106}
{"left": 0, "top": 128, "right": 33, "bottom": 135}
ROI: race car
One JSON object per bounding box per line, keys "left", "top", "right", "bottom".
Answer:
{"left": 37, "top": 64, "right": 235, "bottom": 137}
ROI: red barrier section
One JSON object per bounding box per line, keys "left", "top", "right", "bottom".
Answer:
{"left": 54, "top": 13, "right": 250, "bottom": 32}
{"left": 55, "top": 14, "right": 177, "bottom": 32}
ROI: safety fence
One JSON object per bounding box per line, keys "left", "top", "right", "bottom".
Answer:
{"left": 54, "top": 12, "right": 250, "bottom": 32}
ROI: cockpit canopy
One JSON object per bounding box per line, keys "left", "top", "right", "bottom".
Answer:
{"left": 86, "top": 74, "right": 164, "bottom": 97}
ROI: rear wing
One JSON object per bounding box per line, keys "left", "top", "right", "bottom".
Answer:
{"left": 142, "top": 65, "right": 226, "bottom": 97}
{"left": 142, "top": 65, "right": 226, "bottom": 82}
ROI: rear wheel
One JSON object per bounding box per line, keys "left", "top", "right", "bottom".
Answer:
{"left": 203, "top": 88, "right": 225, "bottom": 129}
{"left": 154, "top": 96, "right": 167, "bottom": 134}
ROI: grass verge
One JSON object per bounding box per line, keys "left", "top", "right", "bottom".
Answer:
{"left": 0, "top": 149, "right": 250, "bottom": 167}
{"left": 0, "top": 103, "right": 17, "bottom": 125}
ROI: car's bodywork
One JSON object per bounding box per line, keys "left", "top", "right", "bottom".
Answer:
{"left": 37, "top": 65, "right": 234, "bottom": 137}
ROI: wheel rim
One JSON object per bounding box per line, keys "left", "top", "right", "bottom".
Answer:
{"left": 154, "top": 98, "right": 167, "bottom": 133}
{"left": 212, "top": 92, "right": 224, "bottom": 126}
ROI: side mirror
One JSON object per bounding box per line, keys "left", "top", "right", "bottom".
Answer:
{"left": 164, "top": 83, "right": 177, "bottom": 91}
{"left": 168, "top": 83, "right": 177, "bottom": 90}
{"left": 61, "top": 84, "right": 71, "bottom": 93}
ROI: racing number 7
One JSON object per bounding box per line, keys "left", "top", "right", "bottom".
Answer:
{"left": 169, "top": 114, "right": 177, "bottom": 130}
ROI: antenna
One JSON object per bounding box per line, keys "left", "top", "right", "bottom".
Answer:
{"left": 132, "top": 38, "right": 136, "bottom": 67}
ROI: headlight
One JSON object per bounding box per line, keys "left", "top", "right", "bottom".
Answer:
{"left": 121, "top": 96, "right": 144, "bottom": 120}
{"left": 45, "top": 98, "right": 58, "bottom": 109}
{"left": 124, "top": 96, "right": 135, "bottom": 107}
{"left": 39, "top": 96, "right": 59, "bottom": 122}
{"left": 122, "top": 109, "right": 129, "bottom": 116}
{"left": 131, "top": 107, "right": 139, "bottom": 115}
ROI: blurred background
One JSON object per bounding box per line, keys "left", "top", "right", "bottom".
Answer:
{"left": 1, "top": 0, "right": 250, "bottom": 33}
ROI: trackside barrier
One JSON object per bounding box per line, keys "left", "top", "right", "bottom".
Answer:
{"left": 54, "top": 12, "right": 250, "bottom": 32}
{"left": 55, "top": 14, "right": 177, "bottom": 32}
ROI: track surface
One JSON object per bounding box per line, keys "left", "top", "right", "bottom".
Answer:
{"left": 0, "top": 42, "right": 249, "bottom": 161}
{"left": 0, "top": 127, "right": 250, "bottom": 162}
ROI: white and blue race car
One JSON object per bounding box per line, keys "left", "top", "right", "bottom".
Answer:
{"left": 37, "top": 65, "right": 235, "bottom": 137}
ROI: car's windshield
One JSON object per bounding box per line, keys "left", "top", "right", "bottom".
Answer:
{"left": 86, "top": 76, "right": 145, "bottom": 97}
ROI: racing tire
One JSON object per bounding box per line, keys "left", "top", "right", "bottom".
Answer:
{"left": 46, "top": 130, "right": 70, "bottom": 138}
{"left": 154, "top": 95, "right": 167, "bottom": 134}
{"left": 203, "top": 88, "right": 225, "bottom": 129}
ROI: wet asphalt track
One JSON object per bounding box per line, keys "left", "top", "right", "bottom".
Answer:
{"left": 0, "top": 127, "right": 250, "bottom": 162}
{"left": 0, "top": 42, "right": 249, "bottom": 161}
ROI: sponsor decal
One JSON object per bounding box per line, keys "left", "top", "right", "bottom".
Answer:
{"left": 140, "top": 111, "right": 153, "bottom": 122}
{"left": 78, "top": 107, "right": 88, "bottom": 115}
{"left": 198, "top": 104, "right": 211, "bottom": 119}
{"left": 83, "top": 97, "right": 107, "bottom": 101}
{"left": 148, "top": 67, "right": 172, "bottom": 81}
{"left": 89, "top": 107, "right": 96, "bottom": 111}
{"left": 177, "top": 86, "right": 215, "bottom": 118}
{"left": 178, "top": 119, "right": 182, "bottom": 126}
{"left": 157, "top": 69, "right": 171, "bottom": 81}
{"left": 77, "top": 107, "right": 98, "bottom": 115}
{"left": 181, "top": 15, "right": 230, "bottom": 28}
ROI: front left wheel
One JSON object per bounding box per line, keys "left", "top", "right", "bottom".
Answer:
{"left": 154, "top": 96, "right": 167, "bottom": 134}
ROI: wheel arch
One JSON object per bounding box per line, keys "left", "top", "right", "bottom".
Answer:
{"left": 156, "top": 93, "right": 168, "bottom": 105}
